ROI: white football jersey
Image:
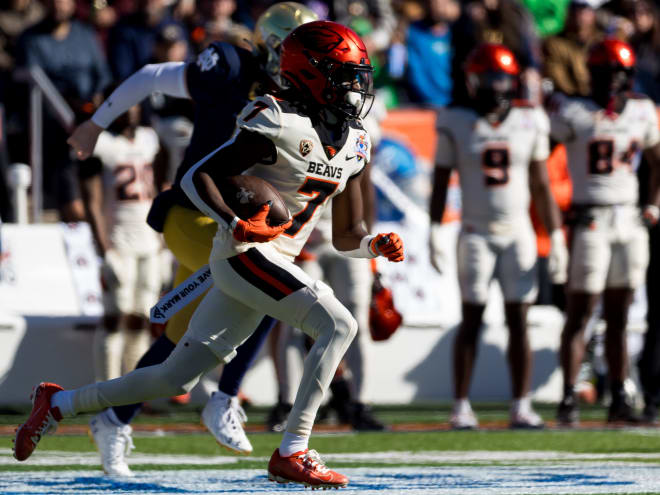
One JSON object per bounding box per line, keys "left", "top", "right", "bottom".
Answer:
{"left": 214, "top": 95, "right": 370, "bottom": 260}
{"left": 435, "top": 104, "right": 550, "bottom": 233}
{"left": 550, "top": 95, "right": 660, "bottom": 205}
{"left": 93, "top": 127, "right": 161, "bottom": 253}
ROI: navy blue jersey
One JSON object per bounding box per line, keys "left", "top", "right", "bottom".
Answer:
{"left": 171, "top": 42, "right": 261, "bottom": 208}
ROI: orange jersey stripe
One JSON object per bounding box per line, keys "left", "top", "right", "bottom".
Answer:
{"left": 237, "top": 253, "right": 294, "bottom": 296}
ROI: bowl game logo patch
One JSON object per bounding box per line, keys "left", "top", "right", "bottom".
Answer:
{"left": 300, "top": 139, "right": 313, "bottom": 157}
{"left": 355, "top": 134, "right": 368, "bottom": 160}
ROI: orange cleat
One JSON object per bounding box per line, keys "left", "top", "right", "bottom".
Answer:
{"left": 170, "top": 392, "right": 191, "bottom": 405}
{"left": 268, "top": 448, "right": 348, "bottom": 489}
{"left": 13, "top": 382, "right": 63, "bottom": 461}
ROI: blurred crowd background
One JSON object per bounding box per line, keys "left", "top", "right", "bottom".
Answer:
{"left": 0, "top": 0, "right": 659, "bottom": 223}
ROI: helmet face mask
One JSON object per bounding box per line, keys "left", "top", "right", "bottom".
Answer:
{"left": 280, "top": 20, "right": 375, "bottom": 120}
{"left": 589, "top": 66, "right": 634, "bottom": 107}
{"left": 587, "top": 39, "right": 636, "bottom": 108}
{"left": 262, "top": 33, "right": 283, "bottom": 79}
{"left": 323, "top": 60, "right": 374, "bottom": 119}
{"left": 467, "top": 71, "right": 517, "bottom": 117}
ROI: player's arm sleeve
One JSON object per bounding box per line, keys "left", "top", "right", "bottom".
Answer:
{"left": 91, "top": 62, "right": 188, "bottom": 129}
{"left": 643, "top": 100, "right": 660, "bottom": 149}
{"left": 532, "top": 108, "right": 551, "bottom": 162}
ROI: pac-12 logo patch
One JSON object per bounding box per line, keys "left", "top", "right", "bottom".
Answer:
{"left": 300, "top": 139, "right": 313, "bottom": 157}
{"left": 355, "top": 134, "right": 368, "bottom": 160}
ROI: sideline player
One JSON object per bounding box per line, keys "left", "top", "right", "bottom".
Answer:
{"left": 430, "top": 44, "right": 568, "bottom": 429}
{"left": 67, "top": 3, "right": 318, "bottom": 475}
{"left": 551, "top": 39, "right": 660, "bottom": 425}
{"left": 14, "top": 21, "right": 404, "bottom": 489}
{"left": 79, "top": 101, "right": 162, "bottom": 383}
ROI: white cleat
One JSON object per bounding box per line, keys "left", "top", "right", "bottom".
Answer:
{"left": 89, "top": 411, "right": 135, "bottom": 477}
{"left": 510, "top": 401, "right": 545, "bottom": 429}
{"left": 202, "top": 392, "right": 253, "bottom": 455}
{"left": 450, "top": 401, "right": 478, "bottom": 430}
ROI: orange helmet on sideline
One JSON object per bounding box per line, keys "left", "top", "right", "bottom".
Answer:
{"left": 465, "top": 43, "right": 520, "bottom": 117}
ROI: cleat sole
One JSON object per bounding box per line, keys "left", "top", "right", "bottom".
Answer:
{"left": 267, "top": 471, "right": 347, "bottom": 489}
{"left": 199, "top": 418, "right": 252, "bottom": 456}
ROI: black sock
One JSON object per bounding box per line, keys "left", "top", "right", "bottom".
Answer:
{"left": 610, "top": 380, "right": 625, "bottom": 402}
{"left": 563, "top": 384, "right": 576, "bottom": 400}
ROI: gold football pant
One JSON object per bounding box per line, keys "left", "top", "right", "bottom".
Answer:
{"left": 162, "top": 205, "right": 217, "bottom": 343}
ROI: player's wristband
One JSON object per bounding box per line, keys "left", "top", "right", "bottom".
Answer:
{"left": 340, "top": 234, "right": 377, "bottom": 259}
{"left": 229, "top": 216, "right": 241, "bottom": 232}
{"left": 550, "top": 229, "right": 565, "bottom": 245}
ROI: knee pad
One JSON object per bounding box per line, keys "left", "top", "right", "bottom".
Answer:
{"left": 208, "top": 333, "right": 238, "bottom": 364}
{"left": 300, "top": 294, "right": 358, "bottom": 345}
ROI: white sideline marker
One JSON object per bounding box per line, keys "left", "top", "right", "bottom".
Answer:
{"left": 150, "top": 264, "right": 213, "bottom": 323}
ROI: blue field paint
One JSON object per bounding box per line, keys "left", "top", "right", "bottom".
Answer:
{"left": 526, "top": 472, "right": 634, "bottom": 486}
{"left": 1, "top": 464, "right": 660, "bottom": 494}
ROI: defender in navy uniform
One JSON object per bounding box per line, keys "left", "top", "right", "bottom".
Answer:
{"left": 67, "top": 2, "right": 318, "bottom": 476}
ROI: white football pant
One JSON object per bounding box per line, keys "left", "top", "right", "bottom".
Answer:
{"left": 457, "top": 222, "right": 538, "bottom": 305}
{"left": 70, "top": 243, "right": 357, "bottom": 438}
{"left": 568, "top": 204, "right": 649, "bottom": 293}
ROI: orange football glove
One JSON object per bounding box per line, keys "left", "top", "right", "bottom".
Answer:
{"left": 232, "top": 203, "right": 292, "bottom": 243}
{"left": 369, "top": 233, "right": 404, "bottom": 262}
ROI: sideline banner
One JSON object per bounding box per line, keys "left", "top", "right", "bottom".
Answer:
{"left": 0, "top": 223, "right": 101, "bottom": 317}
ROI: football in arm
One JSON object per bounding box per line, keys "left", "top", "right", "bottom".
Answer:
{"left": 218, "top": 175, "right": 291, "bottom": 226}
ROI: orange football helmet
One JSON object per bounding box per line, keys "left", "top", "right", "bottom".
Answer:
{"left": 464, "top": 43, "right": 520, "bottom": 116}
{"left": 280, "top": 20, "right": 374, "bottom": 118}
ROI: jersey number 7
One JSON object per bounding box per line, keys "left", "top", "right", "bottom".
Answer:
{"left": 283, "top": 177, "right": 339, "bottom": 237}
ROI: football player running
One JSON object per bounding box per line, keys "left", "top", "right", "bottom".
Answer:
{"left": 15, "top": 21, "right": 404, "bottom": 489}
{"left": 430, "top": 44, "right": 568, "bottom": 430}
{"left": 551, "top": 39, "right": 660, "bottom": 426}
{"left": 66, "top": 3, "right": 317, "bottom": 475}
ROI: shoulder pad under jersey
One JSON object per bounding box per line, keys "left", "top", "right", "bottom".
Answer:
{"left": 236, "top": 95, "right": 283, "bottom": 142}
